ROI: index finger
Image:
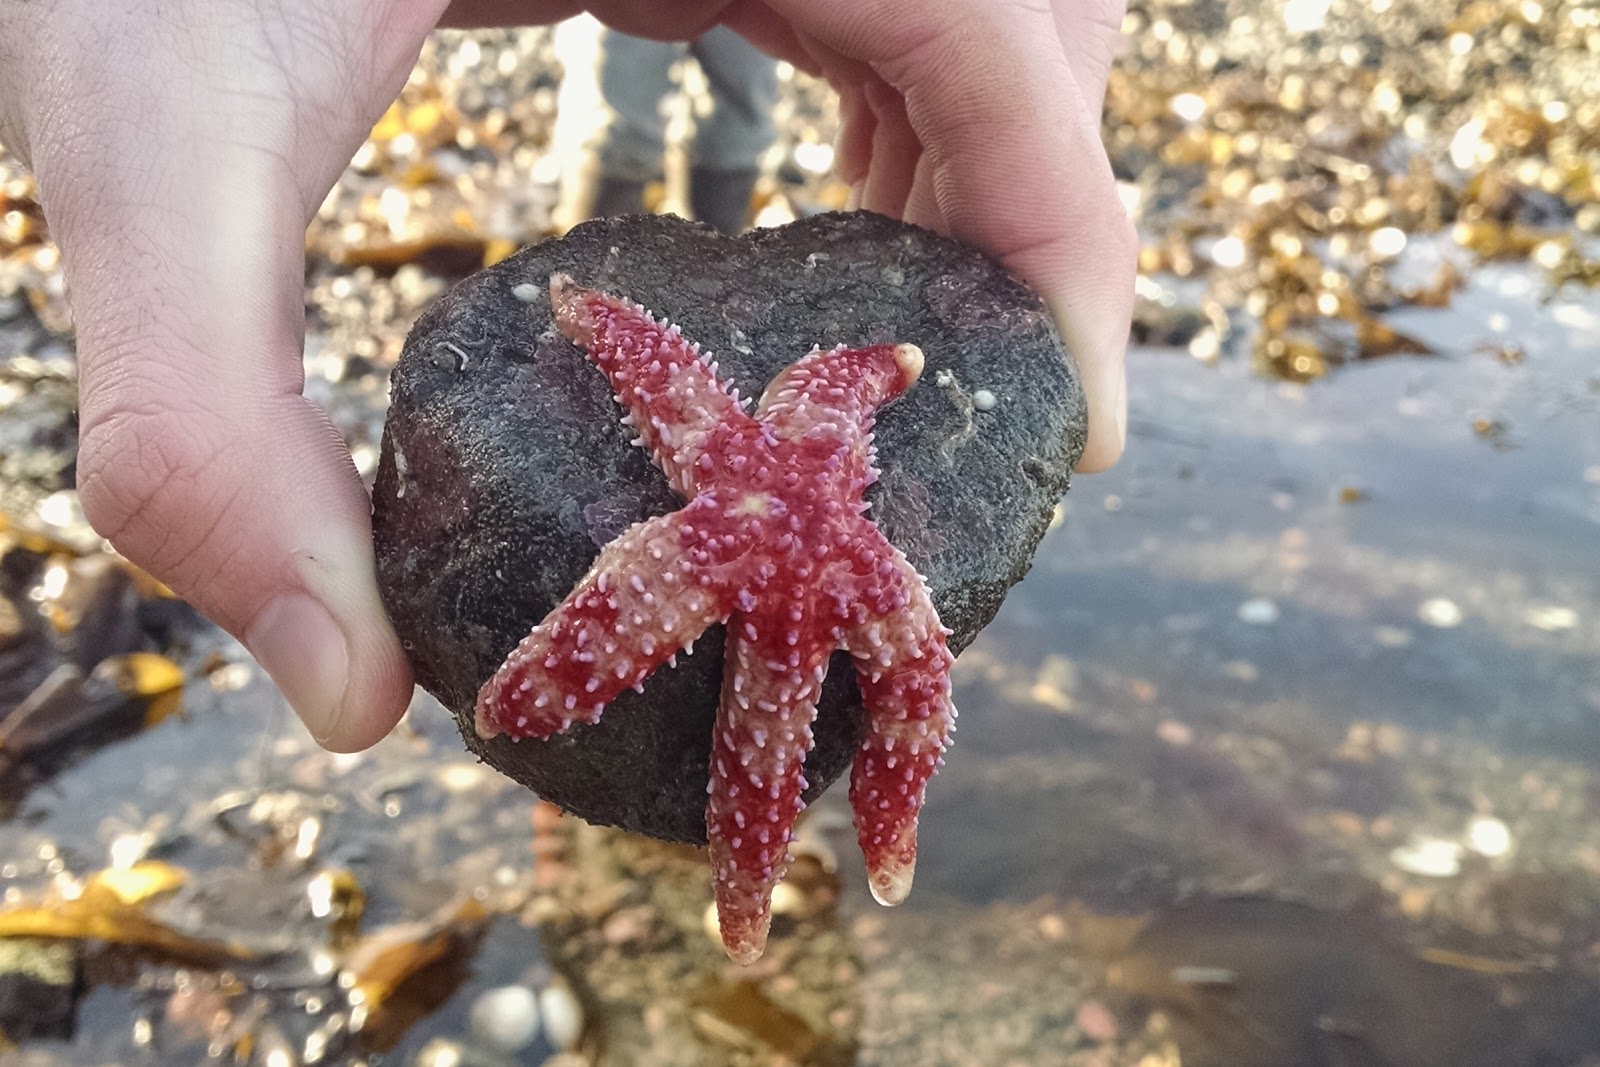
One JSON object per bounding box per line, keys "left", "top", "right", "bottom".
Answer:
{"left": 737, "top": 0, "right": 1135, "bottom": 470}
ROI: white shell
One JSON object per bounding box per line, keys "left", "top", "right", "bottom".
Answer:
{"left": 1465, "top": 815, "right": 1513, "bottom": 859}
{"left": 1389, "top": 837, "right": 1462, "bottom": 878}
{"left": 1236, "top": 598, "right": 1280, "bottom": 625}
{"left": 538, "top": 978, "right": 585, "bottom": 1051}
{"left": 468, "top": 985, "right": 541, "bottom": 1053}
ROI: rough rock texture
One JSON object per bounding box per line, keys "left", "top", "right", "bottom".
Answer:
{"left": 373, "top": 212, "right": 1085, "bottom": 844}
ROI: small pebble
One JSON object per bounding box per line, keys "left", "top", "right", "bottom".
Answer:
{"left": 1171, "top": 966, "right": 1236, "bottom": 986}
{"left": 541, "top": 1055, "right": 589, "bottom": 1067}
{"left": 468, "top": 985, "right": 541, "bottom": 1053}
{"left": 601, "top": 906, "right": 651, "bottom": 945}
{"left": 1466, "top": 815, "right": 1513, "bottom": 859}
{"left": 351, "top": 443, "right": 380, "bottom": 477}
{"left": 412, "top": 1038, "right": 465, "bottom": 1067}
{"left": 1037, "top": 913, "right": 1067, "bottom": 941}
{"left": 1390, "top": 836, "right": 1462, "bottom": 878}
{"left": 35, "top": 489, "right": 82, "bottom": 530}
{"left": 108, "top": 832, "right": 152, "bottom": 869}
{"left": 1169, "top": 92, "right": 1206, "bottom": 123}
{"left": 1417, "top": 597, "right": 1463, "bottom": 628}
{"left": 538, "top": 978, "right": 583, "bottom": 1051}
{"left": 769, "top": 881, "right": 805, "bottom": 917}
{"left": 1221, "top": 659, "right": 1259, "bottom": 682}
{"left": 1209, "top": 235, "right": 1247, "bottom": 269}
{"left": 1369, "top": 226, "right": 1407, "bottom": 258}
{"left": 1525, "top": 605, "right": 1578, "bottom": 632}
{"left": 1373, "top": 625, "right": 1413, "bottom": 648}
{"left": 208, "top": 661, "right": 255, "bottom": 692}
{"left": 971, "top": 388, "right": 997, "bottom": 411}
{"left": 1156, "top": 719, "right": 1194, "bottom": 746}
{"left": 792, "top": 141, "right": 835, "bottom": 175}
{"left": 1283, "top": 0, "right": 1331, "bottom": 32}
{"left": 1077, "top": 1000, "right": 1120, "bottom": 1042}
{"left": 789, "top": 821, "right": 840, "bottom": 873}
{"left": 435, "top": 762, "right": 490, "bottom": 793}
{"left": 751, "top": 196, "right": 796, "bottom": 229}
{"left": 1237, "top": 598, "right": 1280, "bottom": 625}
{"left": 512, "top": 282, "right": 541, "bottom": 302}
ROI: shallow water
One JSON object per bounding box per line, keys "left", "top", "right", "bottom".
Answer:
{"left": 880, "top": 258, "right": 1600, "bottom": 1063}
{"left": 3, "top": 256, "right": 1596, "bottom": 1066}
{"left": 3, "top": 0, "right": 1599, "bottom": 1054}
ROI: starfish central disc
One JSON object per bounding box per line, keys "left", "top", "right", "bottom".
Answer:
{"left": 475, "top": 274, "right": 958, "bottom": 963}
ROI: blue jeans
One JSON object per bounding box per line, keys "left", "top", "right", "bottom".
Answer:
{"left": 595, "top": 27, "right": 779, "bottom": 182}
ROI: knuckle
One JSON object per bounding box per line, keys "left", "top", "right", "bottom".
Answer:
{"left": 1105, "top": 209, "right": 1139, "bottom": 264}
{"left": 76, "top": 396, "right": 248, "bottom": 592}
{"left": 865, "top": 2, "right": 973, "bottom": 87}
{"left": 1069, "top": 0, "right": 1129, "bottom": 36}
{"left": 870, "top": 7, "right": 1047, "bottom": 146}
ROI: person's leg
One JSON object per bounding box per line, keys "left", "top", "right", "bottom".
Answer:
{"left": 687, "top": 27, "right": 779, "bottom": 233}
{"left": 592, "top": 30, "right": 682, "bottom": 216}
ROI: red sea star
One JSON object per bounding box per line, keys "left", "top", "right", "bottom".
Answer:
{"left": 475, "top": 274, "right": 957, "bottom": 963}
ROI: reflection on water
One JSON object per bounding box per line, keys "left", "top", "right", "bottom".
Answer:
{"left": 898, "top": 260, "right": 1599, "bottom": 1064}
{"left": 1, "top": 260, "right": 1593, "bottom": 1066}
{"left": 1095, "top": 897, "right": 1600, "bottom": 1067}
{"left": 1, "top": 0, "right": 1598, "bottom": 1056}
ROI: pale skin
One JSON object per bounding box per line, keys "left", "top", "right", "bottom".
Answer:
{"left": 0, "top": 0, "right": 1135, "bottom": 751}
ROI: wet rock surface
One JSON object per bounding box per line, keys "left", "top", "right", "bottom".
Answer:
{"left": 373, "top": 211, "right": 1086, "bottom": 843}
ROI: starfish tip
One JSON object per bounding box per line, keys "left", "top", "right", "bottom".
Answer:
{"left": 721, "top": 927, "right": 770, "bottom": 965}
{"left": 868, "top": 857, "right": 916, "bottom": 907}
{"left": 893, "top": 343, "right": 925, "bottom": 387}
{"left": 548, "top": 272, "right": 591, "bottom": 340}
{"left": 471, "top": 703, "right": 503, "bottom": 741}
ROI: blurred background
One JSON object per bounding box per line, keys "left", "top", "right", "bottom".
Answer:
{"left": 1, "top": 3, "right": 1598, "bottom": 1065}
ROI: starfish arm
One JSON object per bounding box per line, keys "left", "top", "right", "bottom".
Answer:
{"left": 549, "top": 273, "right": 760, "bottom": 496}
{"left": 705, "top": 610, "right": 836, "bottom": 964}
{"left": 754, "top": 342, "right": 924, "bottom": 490}
{"left": 474, "top": 507, "right": 740, "bottom": 741}
{"left": 842, "top": 539, "right": 956, "bottom": 908}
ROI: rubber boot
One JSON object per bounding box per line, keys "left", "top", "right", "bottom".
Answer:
{"left": 590, "top": 176, "right": 648, "bottom": 220}
{"left": 689, "top": 166, "right": 760, "bottom": 234}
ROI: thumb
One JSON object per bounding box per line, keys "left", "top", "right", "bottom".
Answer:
{"left": 47, "top": 161, "right": 413, "bottom": 752}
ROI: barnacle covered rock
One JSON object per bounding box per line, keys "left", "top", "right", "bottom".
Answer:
{"left": 373, "top": 211, "right": 1084, "bottom": 844}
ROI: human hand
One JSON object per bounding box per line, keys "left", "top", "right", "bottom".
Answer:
{"left": 466, "top": 0, "right": 1137, "bottom": 469}
{"left": 0, "top": 0, "right": 1132, "bottom": 756}
{"left": 0, "top": 0, "right": 464, "bottom": 750}
{"left": 719, "top": 0, "right": 1136, "bottom": 473}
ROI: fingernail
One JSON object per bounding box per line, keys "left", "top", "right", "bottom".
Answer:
{"left": 1114, "top": 365, "right": 1129, "bottom": 453}
{"left": 1069, "top": 361, "right": 1129, "bottom": 473}
{"left": 246, "top": 593, "right": 350, "bottom": 744}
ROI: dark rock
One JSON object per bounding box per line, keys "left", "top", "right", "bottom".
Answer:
{"left": 373, "top": 212, "right": 1085, "bottom": 844}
